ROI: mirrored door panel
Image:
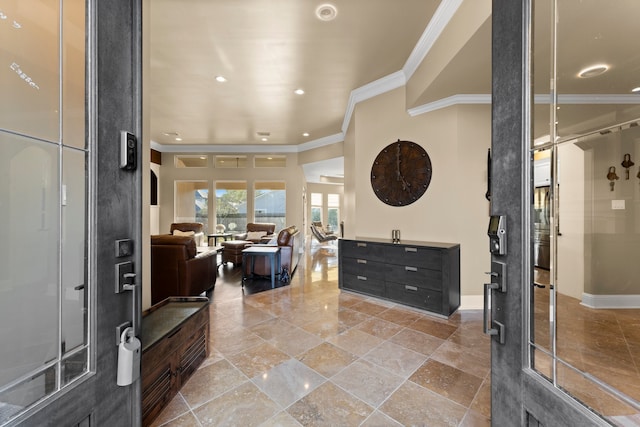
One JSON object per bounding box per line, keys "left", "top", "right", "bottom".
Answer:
{"left": 530, "top": 0, "right": 640, "bottom": 421}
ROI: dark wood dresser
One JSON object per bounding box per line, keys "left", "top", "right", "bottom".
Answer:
{"left": 140, "top": 297, "right": 209, "bottom": 426}
{"left": 339, "top": 238, "right": 460, "bottom": 317}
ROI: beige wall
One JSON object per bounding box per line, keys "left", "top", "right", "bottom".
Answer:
{"left": 298, "top": 141, "right": 344, "bottom": 165}
{"left": 350, "top": 87, "right": 491, "bottom": 301}
{"left": 343, "top": 121, "right": 356, "bottom": 238}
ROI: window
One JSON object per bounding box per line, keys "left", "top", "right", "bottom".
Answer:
{"left": 254, "top": 181, "right": 286, "bottom": 229}
{"left": 327, "top": 193, "right": 340, "bottom": 234}
{"left": 254, "top": 155, "right": 286, "bottom": 168}
{"left": 174, "top": 155, "right": 208, "bottom": 168}
{"left": 216, "top": 181, "right": 247, "bottom": 232}
{"left": 311, "top": 192, "right": 323, "bottom": 223}
{"left": 215, "top": 155, "right": 247, "bottom": 168}
{"left": 175, "top": 181, "right": 209, "bottom": 232}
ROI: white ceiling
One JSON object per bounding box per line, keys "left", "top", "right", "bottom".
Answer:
{"left": 148, "top": 0, "right": 442, "bottom": 148}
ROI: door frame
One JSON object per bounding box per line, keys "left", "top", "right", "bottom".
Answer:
{"left": 490, "top": 0, "right": 610, "bottom": 425}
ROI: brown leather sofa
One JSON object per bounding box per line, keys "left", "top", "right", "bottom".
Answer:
{"left": 220, "top": 223, "right": 278, "bottom": 265}
{"left": 246, "top": 225, "right": 302, "bottom": 277}
{"left": 150, "top": 234, "right": 217, "bottom": 304}
{"left": 233, "top": 222, "right": 276, "bottom": 243}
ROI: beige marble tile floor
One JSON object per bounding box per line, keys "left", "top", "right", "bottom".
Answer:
{"left": 150, "top": 244, "right": 491, "bottom": 427}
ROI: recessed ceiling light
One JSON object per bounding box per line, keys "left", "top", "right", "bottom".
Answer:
{"left": 303, "top": 132, "right": 310, "bottom": 137}
{"left": 316, "top": 4, "right": 337, "bottom": 21}
{"left": 632, "top": 87, "right": 640, "bottom": 93}
{"left": 215, "top": 75, "right": 227, "bottom": 82}
{"left": 577, "top": 64, "right": 609, "bottom": 78}
{"left": 294, "top": 89, "right": 305, "bottom": 95}
{"left": 175, "top": 137, "right": 182, "bottom": 141}
{"left": 261, "top": 137, "right": 268, "bottom": 142}
{"left": 200, "top": 156, "right": 206, "bottom": 160}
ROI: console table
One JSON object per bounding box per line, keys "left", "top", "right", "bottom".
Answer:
{"left": 140, "top": 297, "right": 209, "bottom": 426}
{"left": 339, "top": 238, "right": 460, "bottom": 317}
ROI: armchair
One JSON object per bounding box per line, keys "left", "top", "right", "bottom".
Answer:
{"left": 150, "top": 234, "right": 217, "bottom": 304}
{"left": 310, "top": 223, "right": 338, "bottom": 244}
{"left": 247, "top": 225, "right": 302, "bottom": 277}
{"left": 169, "top": 222, "right": 206, "bottom": 247}
{"left": 233, "top": 222, "right": 276, "bottom": 243}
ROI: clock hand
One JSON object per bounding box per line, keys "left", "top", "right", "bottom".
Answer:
{"left": 396, "top": 144, "right": 402, "bottom": 180}
{"left": 395, "top": 144, "right": 411, "bottom": 191}
{"left": 399, "top": 173, "right": 410, "bottom": 191}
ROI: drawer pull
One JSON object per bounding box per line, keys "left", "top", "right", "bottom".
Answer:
{"left": 357, "top": 242, "right": 367, "bottom": 247}
{"left": 405, "top": 247, "right": 418, "bottom": 253}
{"left": 357, "top": 259, "right": 367, "bottom": 264}
{"left": 405, "top": 266, "right": 418, "bottom": 272}
{"left": 405, "top": 285, "right": 418, "bottom": 291}
{"left": 357, "top": 275, "right": 368, "bottom": 281}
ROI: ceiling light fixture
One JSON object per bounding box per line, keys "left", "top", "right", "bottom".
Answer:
{"left": 315, "top": 4, "right": 337, "bottom": 21}
{"left": 215, "top": 75, "right": 226, "bottom": 82}
{"left": 261, "top": 137, "right": 268, "bottom": 142}
{"left": 175, "top": 137, "right": 182, "bottom": 141}
{"left": 294, "top": 89, "right": 305, "bottom": 95}
{"left": 577, "top": 64, "right": 609, "bottom": 78}
{"left": 303, "top": 132, "right": 310, "bottom": 137}
{"left": 632, "top": 87, "right": 640, "bottom": 93}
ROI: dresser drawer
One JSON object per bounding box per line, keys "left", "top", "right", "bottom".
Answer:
{"left": 387, "top": 264, "right": 442, "bottom": 291}
{"left": 341, "top": 257, "right": 387, "bottom": 276}
{"left": 386, "top": 281, "right": 442, "bottom": 312}
{"left": 385, "top": 245, "right": 442, "bottom": 270}
{"left": 341, "top": 240, "right": 387, "bottom": 262}
{"left": 342, "top": 273, "right": 385, "bottom": 297}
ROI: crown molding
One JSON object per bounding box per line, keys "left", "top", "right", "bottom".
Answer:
{"left": 408, "top": 94, "right": 491, "bottom": 116}
{"left": 341, "top": 71, "right": 406, "bottom": 133}
{"left": 150, "top": 132, "right": 344, "bottom": 153}
{"left": 151, "top": 142, "right": 298, "bottom": 153}
{"left": 297, "top": 132, "right": 344, "bottom": 151}
{"left": 340, "top": 0, "right": 463, "bottom": 132}
{"left": 403, "top": 0, "right": 464, "bottom": 80}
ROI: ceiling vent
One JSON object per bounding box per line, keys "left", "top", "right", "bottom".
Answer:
{"left": 256, "top": 131, "right": 271, "bottom": 137}
{"left": 316, "top": 4, "right": 337, "bottom": 21}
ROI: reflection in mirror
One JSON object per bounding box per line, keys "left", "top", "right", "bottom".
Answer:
{"left": 531, "top": 0, "right": 640, "bottom": 421}
{"left": 532, "top": 149, "right": 552, "bottom": 353}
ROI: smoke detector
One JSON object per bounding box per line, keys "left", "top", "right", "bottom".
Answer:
{"left": 316, "top": 4, "right": 337, "bottom": 21}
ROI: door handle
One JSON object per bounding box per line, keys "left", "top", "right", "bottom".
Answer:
{"left": 483, "top": 282, "right": 505, "bottom": 344}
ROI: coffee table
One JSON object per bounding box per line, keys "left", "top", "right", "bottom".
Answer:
{"left": 242, "top": 246, "right": 281, "bottom": 289}
{"left": 207, "top": 232, "right": 233, "bottom": 246}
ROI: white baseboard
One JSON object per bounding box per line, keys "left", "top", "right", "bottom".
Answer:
{"left": 581, "top": 293, "right": 640, "bottom": 309}
{"left": 460, "top": 295, "right": 484, "bottom": 310}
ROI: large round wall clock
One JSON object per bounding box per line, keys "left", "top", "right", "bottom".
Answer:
{"left": 370, "top": 139, "right": 432, "bottom": 206}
